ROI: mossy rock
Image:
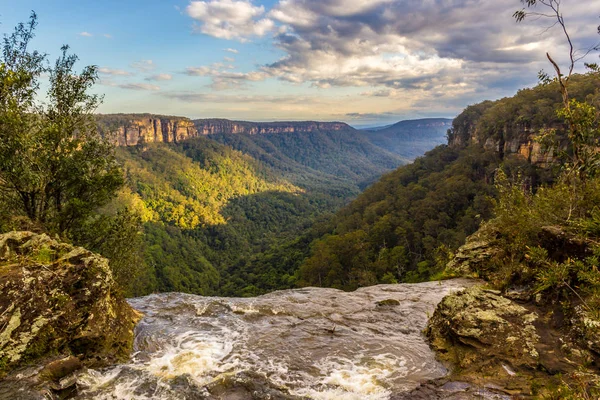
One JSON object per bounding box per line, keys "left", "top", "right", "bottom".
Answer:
{"left": 445, "top": 223, "right": 503, "bottom": 278}
{"left": 425, "top": 285, "right": 600, "bottom": 396}
{"left": 0, "top": 231, "right": 141, "bottom": 378}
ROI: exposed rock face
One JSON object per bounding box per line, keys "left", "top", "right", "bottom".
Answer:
{"left": 194, "top": 118, "right": 352, "bottom": 136}
{"left": 97, "top": 115, "right": 199, "bottom": 146}
{"left": 97, "top": 115, "right": 354, "bottom": 147}
{"left": 0, "top": 231, "right": 140, "bottom": 397}
{"left": 445, "top": 223, "right": 502, "bottom": 278}
{"left": 426, "top": 285, "right": 599, "bottom": 396}
{"left": 450, "top": 122, "right": 557, "bottom": 166}
{"left": 427, "top": 287, "right": 541, "bottom": 369}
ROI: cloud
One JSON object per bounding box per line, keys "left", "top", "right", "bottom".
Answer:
{"left": 161, "top": 90, "right": 326, "bottom": 105}
{"left": 131, "top": 60, "right": 155, "bottom": 72}
{"left": 345, "top": 111, "right": 396, "bottom": 120}
{"left": 224, "top": 48, "right": 239, "bottom": 54}
{"left": 145, "top": 73, "right": 173, "bottom": 81}
{"left": 118, "top": 83, "right": 161, "bottom": 91}
{"left": 78, "top": 32, "right": 93, "bottom": 37}
{"left": 99, "top": 67, "right": 133, "bottom": 76}
{"left": 186, "top": 0, "right": 274, "bottom": 41}
{"left": 103, "top": 33, "right": 113, "bottom": 39}
{"left": 224, "top": 56, "right": 235, "bottom": 62}
{"left": 185, "top": 63, "right": 267, "bottom": 89}
{"left": 256, "top": 0, "right": 598, "bottom": 97}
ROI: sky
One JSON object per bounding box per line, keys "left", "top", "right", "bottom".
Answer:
{"left": 1, "top": 0, "right": 599, "bottom": 126}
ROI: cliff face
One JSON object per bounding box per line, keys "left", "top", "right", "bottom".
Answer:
{"left": 193, "top": 119, "right": 352, "bottom": 136}
{"left": 449, "top": 121, "right": 556, "bottom": 167}
{"left": 97, "top": 114, "right": 200, "bottom": 146}
{"left": 447, "top": 73, "right": 600, "bottom": 166}
{"left": 97, "top": 115, "right": 353, "bottom": 147}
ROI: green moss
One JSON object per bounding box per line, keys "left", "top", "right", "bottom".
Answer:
{"left": 33, "top": 245, "right": 56, "bottom": 264}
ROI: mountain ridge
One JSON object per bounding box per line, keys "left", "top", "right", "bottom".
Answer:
{"left": 361, "top": 118, "right": 453, "bottom": 159}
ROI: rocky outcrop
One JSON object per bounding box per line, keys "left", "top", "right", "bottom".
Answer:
{"left": 450, "top": 121, "right": 558, "bottom": 167}
{"left": 194, "top": 118, "right": 352, "bottom": 136}
{"left": 445, "top": 223, "right": 503, "bottom": 278}
{"left": 97, "top": 114, "right": 199, "bottom": 146}
{"left": 0, "top": 231, "right": 140, "bottom": 397}
{"left": 426, "top": 285, "right": 599, "bottom": 396}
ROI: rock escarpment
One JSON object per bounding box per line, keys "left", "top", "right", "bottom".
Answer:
{"left": 0, "top": 231, "right": 140, "bottom": 398}
{"left": 96, "top": 114, "right": 354, "bottom": 147}
{"left": 97, "top": 114, "right": 200, "bottom": 146}
{"left": 193, "top": 118, "right": 352, "bottom": 135}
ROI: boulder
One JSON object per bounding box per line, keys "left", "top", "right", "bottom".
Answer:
{"left": 0, "top": 231, "right": 140, "bottom": 395}
{"left": 445, "top": 223, "right": 502, "bottom": 278}
{"left": 426, "top": 285, "right": 600, "bottom": 396}
{"left": 426, "top": 286, "right": 540, "bottom": 371}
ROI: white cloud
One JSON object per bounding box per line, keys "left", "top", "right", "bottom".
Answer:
{"left": 224, "top": 56, "right": 235, "bottom": 62}
{"left": 118, "top": 83, "right": 161, "bottom": 91}
{"left": 257, "top": 0, "right": 599, "bottom": 97}
{"left": 131, "top": 60, "right": 155, "bottom": 72}
{"left": 78, "top": 31, "right": 93, "bottom": 37}
{"left": 99, "top": 67, "right": 133, "bottom": 76}
{"left": 103, "top": 33, "right": 113, "bottom": 39}
{"left": 186, "top": 0, "right": 274, "bottom": 41}
{"left": 224, "top": 48, "right": 239, "bottom": 54}
{"left": 145, "top": 73, "right": 173, "bottom": 81}
{"left": 186, "top": 63, "right": 267, "bottom": 89}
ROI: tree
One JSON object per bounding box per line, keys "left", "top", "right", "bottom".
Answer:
{"left": 514, "top": 0, "right": 600, "bottom": 107}
{"left": 514, "top": 0, "right": 600, "bottom": 179}
{"left": 0, "top": 13, "right": 124, "bottom": 235}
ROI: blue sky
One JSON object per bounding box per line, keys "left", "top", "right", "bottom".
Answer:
{"left": 1, "top": 0, "right": 598, "bottom": 125}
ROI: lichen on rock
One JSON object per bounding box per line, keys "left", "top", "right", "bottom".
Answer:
{"left": 445, "top": 223, "right": 503, "bottom": 278}
{"left": 0, "top": 231, "right": 141, "bottom": 396}
{"left": 425, "top": 284, "right": 600, "bottom": 396}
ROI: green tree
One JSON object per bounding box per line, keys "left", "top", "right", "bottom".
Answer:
{"left": 0, "top": 13, "right": 123, "bottom": 235}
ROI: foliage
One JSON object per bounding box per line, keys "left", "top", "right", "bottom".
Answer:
{"left": 0, "top": 15, "right": 144, "bottom": 294}
{"left": 298, "top": 145, "right": 503, "bottom": 290}
{"left": 114, "top": 136, "right": 347, "bottom": 296}
{"left": 209, "top": 125, "right": 403, "bottom": 193}
{"left": 0, "top": 13, "right": 123, "bottom": 235}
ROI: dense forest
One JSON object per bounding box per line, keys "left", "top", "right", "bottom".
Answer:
{"left": 297, "top": 71, "right": 600, "bottom": 290}
{"left": 112, "top": 138, "right": 345, "bottom": 296}
{"left": 205, "top": 122, "right": 405, "bottom": 192}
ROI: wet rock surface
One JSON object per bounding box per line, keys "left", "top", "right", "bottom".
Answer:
{"left": 75, "top": 280, "right": 478, "bottom": 399}
{"left": 0, "top": 231, "right": 140, "bottom": 398}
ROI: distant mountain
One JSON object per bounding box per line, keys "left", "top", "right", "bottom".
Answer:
{"left": 194, "top": 119, "right": 407, "bottom": 191}
{"left": 362, "top": 118, "right": 453, "bottom": 160}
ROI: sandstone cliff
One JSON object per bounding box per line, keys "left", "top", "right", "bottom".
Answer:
{"left": 447, "top": 74, "right": 600, "bottom": 166}
{"left": 97, "top": 114, "right": 354, "bottom": 147}
{"left": 193, "top": 118, "right": 352, "bottom": 135}
{"left": 449, "top": 118, "right": 557, "bottom": 167}
{"left": 97, "top": 114, "right": 200, "bottom": 146}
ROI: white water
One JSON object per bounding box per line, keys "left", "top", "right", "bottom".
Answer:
{"left": 76, "top": 280, "right": 474, "bottom": 399}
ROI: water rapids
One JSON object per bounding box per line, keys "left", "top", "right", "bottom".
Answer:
{"left": 76, "top": 279, "right": 475, "bottom": 399}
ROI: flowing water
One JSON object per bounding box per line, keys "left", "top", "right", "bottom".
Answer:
{"left": 76, "top": 279, "right": 475, "bottom": 400}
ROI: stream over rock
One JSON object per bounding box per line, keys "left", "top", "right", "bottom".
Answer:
{"left": 76, "top": 279, "right": 476, "bottom": 399}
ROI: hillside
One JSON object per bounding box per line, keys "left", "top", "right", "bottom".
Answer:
{"left": 113, "top": 137, "right": 348, "bottom": 296}
{"left": 362, "top": 118, "right": 453, "bottom": 159}
{"left": 297, "top": 72, "right": 600, "bottom": 289}
{"left": 197, "top": 119, "right": 407, "bottom": 190}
